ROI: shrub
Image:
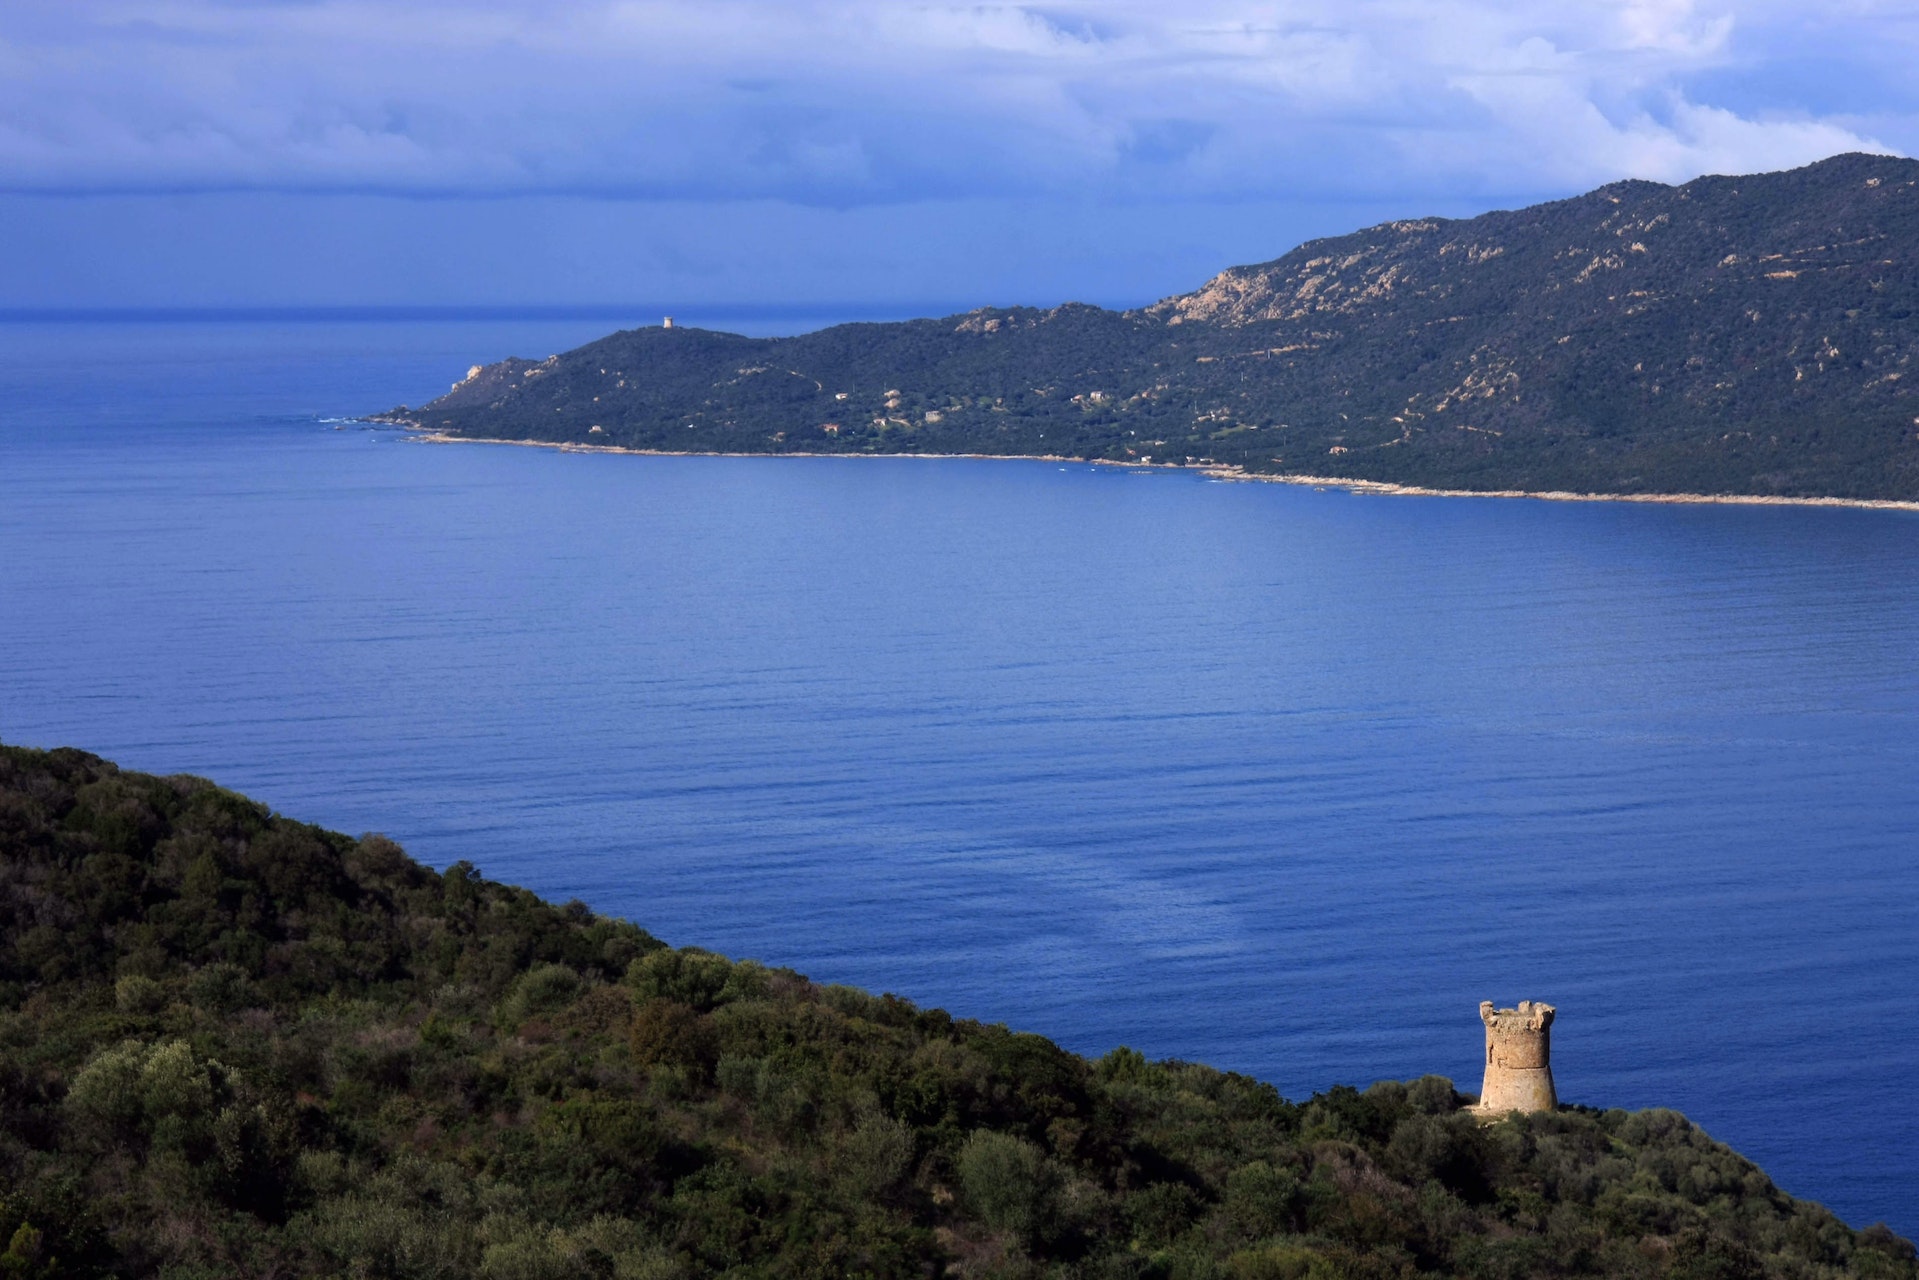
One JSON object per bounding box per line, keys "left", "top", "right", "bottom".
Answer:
{"left": 139, "top": 1040, "right": 218, "bottom": 1121}
{"left": 113, "top": 974, "right": 166, "bottom": 1015}
{"left": 627, "top": 950, "right": 767, "bottom": 1012}
{"left": 211, "top": 1101, "right": 297, "bottom": 1217}
{"left": 65, "top": 1037, "right": 224, "bottom": 1136}
{"left": 1405, "top": 1075, "right": 1458, "bottom": 1116}
{"left": 1095, "top": 1045, "right": 1171, "bottom": 1091}
{"left": 187, "top": 962, "right": 258, "bottom": 1014}
{"left": 496, "top": 964, "right": 582, "bottom": 1029}
{"left": 1863, "top": 1223, "right": 1919, "bottom": 1264}
{"left": 478, "top": 1214, "right": 679, "bottom": 1280}
{"left": 1388, "top": 1113, "right": 1488, "bottom": 1201}
{"left": 1225, "top": 1161, "right": 1301, "bottom": 1240}
{"left": 1226, "top": 1243, "right": 1337, "bottom": 1280}
{"left": 833, "top": 1112, "right": 916, "bottom": 1201}
{"left": 65, "top": 1040, "right": 151, "bottom": 1136}
{"left": 0, "top": 1222, "right": 50, "bottom": 1280}
{"left": 301, "top": 1194, "right": 476, "bottom": 1280}
{"left": 958, "top": 1130, "right": 1051, "bottom": 1239}
{"left": 627, "top": 1001, "right": 715, "bottom": 1077}
{"left": 1127, "top": 1181, "right": 1202, "bottom": 1247}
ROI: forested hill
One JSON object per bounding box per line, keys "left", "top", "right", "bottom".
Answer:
{"left": 376, "top": 152, "right": 1919, "bottom": 502}
{"left": 3, "top": 743, "right": 1916, "bottom": 1278}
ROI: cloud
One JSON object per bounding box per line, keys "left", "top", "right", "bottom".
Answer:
{"left": 0, "top": 0, "right": 1910, "bottom": 204}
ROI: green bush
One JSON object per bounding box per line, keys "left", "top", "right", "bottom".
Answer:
{"left": 64, "top": 1039, "right": 152, "bottom": 1135}
{"left": 1224, "top": 1161, "right": 1301, "bottom": 1241}
{"left": 1226, "top": 1242, "right": 1338, "bottom": 1280}
{"left": 1127, "top": 1180, "right": 1202, "bottom": 1247}
{"left": 187, "top": 962, "right": 259, "bottom": 1013}
{"left": 834, "top": 1111, "right": 916, "bottom": 1200}
{"left": 627, "top": 1000, "right": 714, "bottom": 1076}
{"left": 0, "top": 1222, "right": 51, "bottom": 1280}
{"left": 958, "top": 1130, "right": 1052, "bottom": 1239}
{"left": 496, "top": 963, "right": 582, "bottom": 1028}
{"left": 113, "top": 973, "right": 166, "bottom": 1015}
{"left": 625, "top": 949, "right": 737, "bottom": 1012}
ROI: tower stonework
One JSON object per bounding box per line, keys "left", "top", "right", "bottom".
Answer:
{"left": 1476, "top": 1000, "right": 1557, "bottom": 1114}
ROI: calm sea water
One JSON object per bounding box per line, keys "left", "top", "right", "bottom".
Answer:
{"left": 2, "top": 318, "right": 1916, "bottom": 1233}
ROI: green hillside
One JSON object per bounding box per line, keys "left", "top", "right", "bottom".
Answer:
{"left": 375, "top": 152, "right": 1919, "bottom": 502}
{"left": 0, "top": 743, "right": 1913, "bottom": 1278}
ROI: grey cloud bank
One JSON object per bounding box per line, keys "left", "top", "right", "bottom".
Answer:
{"left": 2, "top": 0, "right": 1915, "bottom": 309}
{"left": 4, "top": 0, "right": 1909, "bottom": 200}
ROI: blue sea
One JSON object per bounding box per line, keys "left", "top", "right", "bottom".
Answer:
{"left": 2, "top": 316, "right": 1916, "bottom": 1233}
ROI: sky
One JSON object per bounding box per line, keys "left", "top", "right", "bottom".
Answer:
{"left": 3, "top": 0, "right": 1917, "bottom": 314}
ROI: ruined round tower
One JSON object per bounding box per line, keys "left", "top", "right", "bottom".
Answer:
{"left": 1475, "top": 1000, "right": 1557, "bottom": 1114}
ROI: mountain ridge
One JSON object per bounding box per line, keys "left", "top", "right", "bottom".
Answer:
{"left": 376, "top": 152, "right": 1919, "bottom": 502}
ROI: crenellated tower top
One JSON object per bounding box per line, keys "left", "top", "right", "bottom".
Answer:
{"left": 1475, "top": 1000, "right": 1557, "bottom": 1114}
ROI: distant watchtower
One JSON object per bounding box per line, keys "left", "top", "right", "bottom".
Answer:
{"left": 1476, "top": 1000, "right": 1557, "bottom": 1114}
{"left": 663, "top": 316, "right": 675, "bottom": 329}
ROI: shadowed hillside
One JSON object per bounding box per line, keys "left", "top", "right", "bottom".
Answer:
{"left": 376, "top": 153, "right": 1919, "bottom": 502}
{"left": 1, "top": 743, "right": 1914, "bottom": 1277}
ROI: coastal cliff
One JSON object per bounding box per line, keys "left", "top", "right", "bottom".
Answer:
{"left": 1, "top": 743, "right": 1913, "bottom": 1277}
{"left": 376, "top": 152, "right": 1919, "bottom": 504}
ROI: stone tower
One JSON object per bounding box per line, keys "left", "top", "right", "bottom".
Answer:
{"left": 1475, "top": 1000, "right": 1557, "bottom": 1114}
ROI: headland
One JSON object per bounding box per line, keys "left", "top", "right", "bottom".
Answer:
{"left": 2, "top": 741, "right": 1913, "bottom": 1276}
{"left": 374, "top": 152, "right": 1919, "bottom": 507}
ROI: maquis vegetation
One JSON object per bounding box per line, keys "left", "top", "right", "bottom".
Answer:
{"left": 1, "top": 744, "right": 1913, "bottom": 1278}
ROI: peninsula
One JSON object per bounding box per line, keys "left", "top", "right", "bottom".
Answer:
{"left": 1, "top": 742, "right": 1913, "bottom": 1277}
{"left": 374, "top": 152, "right": 1919, "bottom": 504}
